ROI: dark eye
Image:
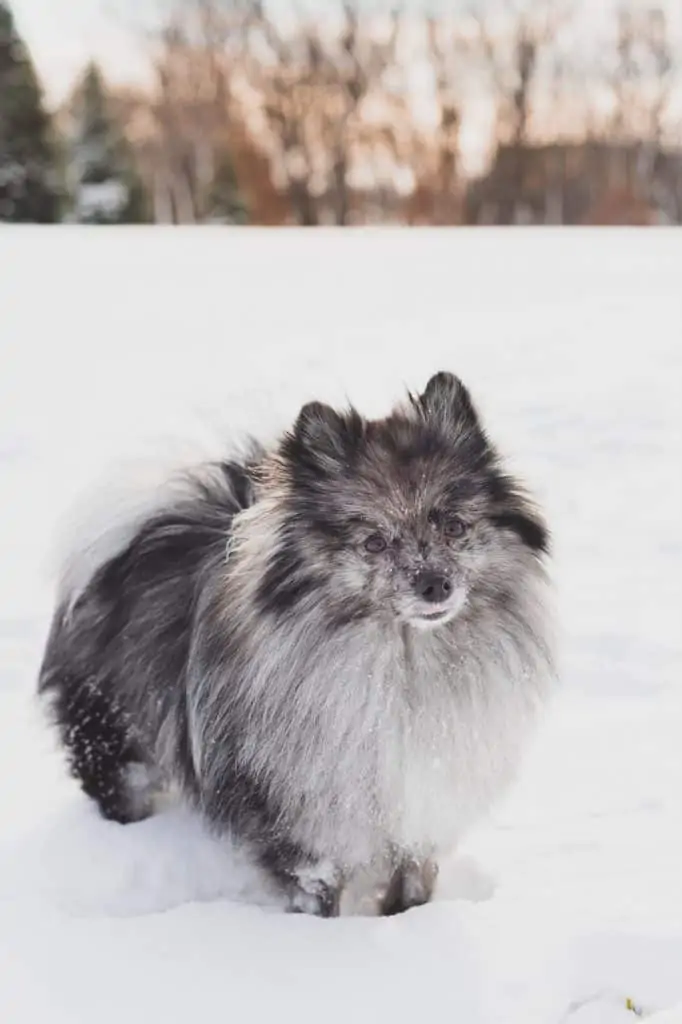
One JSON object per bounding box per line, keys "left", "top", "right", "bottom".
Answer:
{"left": 364, "top": 533, "right": 387, "bottom": 554}
{"left": 443, "top": 516, "right": 467, "bottom": 539}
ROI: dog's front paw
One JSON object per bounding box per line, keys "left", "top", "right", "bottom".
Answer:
{"left": 287, "top": 860, "right": 343, "bottom": 917}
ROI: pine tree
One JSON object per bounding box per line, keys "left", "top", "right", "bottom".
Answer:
{"left": 0, "top": 1, "right": 60, "bottom": 222}
{"left": 66, "top": 62, "right": 148, "bottom": 224}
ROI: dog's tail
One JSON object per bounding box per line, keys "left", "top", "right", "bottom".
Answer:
{"left": 53, "top": 439, "right": 265, "bottom": 615}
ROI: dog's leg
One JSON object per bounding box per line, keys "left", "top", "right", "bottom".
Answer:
{"left": 381, "top": 856, "right": 438, "bottom": 916}
{"left": 287, "top": 860, "right": 344, "bottom": 917}
{"left": 260, "top": 839, "right": 344, "bottom": 917}
{"left": 49, "top": 672, "right": 154, "bottom": 825}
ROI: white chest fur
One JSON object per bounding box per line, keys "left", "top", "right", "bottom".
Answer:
{"left": 223, "top": 603, "right": 552, "bottom": 869}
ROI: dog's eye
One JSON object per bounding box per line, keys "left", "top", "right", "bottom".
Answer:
{"left": 443, "top": 517, "right": 467, "bottom": 539}
{"left": 364, "top": 533, "right": 387, "bottom": 554}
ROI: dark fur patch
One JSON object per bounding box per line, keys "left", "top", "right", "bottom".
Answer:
{"left": 256, "top": 542, "right": 318, "bottom": 615}
{"left": 55, "top": 669, "right": 145, "bottom": 824}
{"left": 323, "top": 596, "right": 373, "bottom": 630}
{"left": 281, "top": 405, "right": 366, "bottom": 486}
{"left": 219, "top": 460, "right": 256, "bottom": 510}
{"left": 491, "top": 510, "right": 549, "bottom": 554}
{"left": 381, "top": 859, "right": 437, "bottom": 916}
{"left": 38, "top": 457, "right": 260, "bottom": 817}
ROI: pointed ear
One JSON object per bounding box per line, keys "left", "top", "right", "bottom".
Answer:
{"left": 295, "top": 402, "right": 347, "bottom": 460}
{"left": 419, "top": 372, "right": 483, "bottom": 437}
{"left": 284, "top": 401, "right": 364, "bottom": 478}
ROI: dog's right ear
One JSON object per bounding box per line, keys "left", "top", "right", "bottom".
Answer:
{"left": 282, "top": 402, "right": 364, "bottom": 479}
{"left": 295, "top": 402, "right": 347, "bottom": 462}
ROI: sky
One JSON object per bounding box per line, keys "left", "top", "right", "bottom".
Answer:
{"left": 11, "top": 0, "right": 682, "bottom": 110}
{"left": 12, "top": 0, "right": 153, "bottom": 103}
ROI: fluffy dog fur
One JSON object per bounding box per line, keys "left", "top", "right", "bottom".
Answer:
{"left": 39, "top": 373, "right": 554, "bottom": 916}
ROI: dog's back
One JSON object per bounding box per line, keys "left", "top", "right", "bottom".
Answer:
{"left": 38, "top": 456, "right": 259, "bottom": 823}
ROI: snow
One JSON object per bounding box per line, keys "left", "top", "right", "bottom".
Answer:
{"left": 74, "top": 180, "right": 129, "bottom": 221}
{"left": 0, "top": 228, "right": 681, "bottom": 1023}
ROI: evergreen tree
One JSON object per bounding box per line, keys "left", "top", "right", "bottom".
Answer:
{"left": 0, "top": 1, "right": 60, "bottom": 222}
{"left": 66, "top": 62, "right": 148, "bottom": 224}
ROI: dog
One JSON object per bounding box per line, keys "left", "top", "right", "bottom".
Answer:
{"left": 39, "top": 372, "right": 554, "bottom": 916}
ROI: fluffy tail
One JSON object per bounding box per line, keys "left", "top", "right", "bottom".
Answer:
{"left": 53, "top": 442, "right": 264, "bottom": 614}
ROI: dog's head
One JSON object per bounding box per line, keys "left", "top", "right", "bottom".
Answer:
{"left": 260, "top": 372, "right": 548, "bottom": 630}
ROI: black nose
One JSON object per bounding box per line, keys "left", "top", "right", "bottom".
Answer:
{"left": 414, "top": 571, "right": 452, "bottom": 604}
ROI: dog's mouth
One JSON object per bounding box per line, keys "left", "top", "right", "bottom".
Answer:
{"left": 408, "top": 604, "right": 460, "bottom": 630}
{"left": 405, "top": 587, "right": 467, "bottom": 630}
{"left": 419, "top": 609, "right": 450, "bottom": 622}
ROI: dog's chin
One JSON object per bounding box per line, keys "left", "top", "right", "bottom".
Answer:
{"left": 403, "top": 589, "right": 467, "bottom": 631}
{"left": 408, "top": 608, "right": 458, "bottom": 631}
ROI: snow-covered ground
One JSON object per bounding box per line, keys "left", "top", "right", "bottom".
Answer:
{"left": 0, "top": 229, "right": 680, "bottom": 1023}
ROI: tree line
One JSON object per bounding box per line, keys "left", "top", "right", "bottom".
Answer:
{"left": 1, "top": 0, "right": 680, "bottom": 225}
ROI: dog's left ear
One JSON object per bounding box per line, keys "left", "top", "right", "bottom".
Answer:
{"left": 418, "top": 372, "right": 483, "bottom": 438}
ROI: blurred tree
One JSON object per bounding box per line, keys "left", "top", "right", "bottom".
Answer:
{"left": 601, "top": 5, "right": 677, "bottom": 215}
{"left": 469, "top": 0, "right": 572, "bottom": 224}
{"left": 204, "top": 148, "right": 248, "bottom": 223}
{"left": 249, "top": 0, "right": 403, "bottom": 225}
{"left": 104, "top": 0, "right": 682, "bottom": 226}
{"left": 0, "top": 0, "right": 60, "bottom": 221}
{"left": 65, "top": 62, "right": 149, "bottom": 223}
{"left": 407, "top": 16, "right": 463, "bottom": 225}
{"left": 135, "top": 9, "right": 251, "bottom": 224}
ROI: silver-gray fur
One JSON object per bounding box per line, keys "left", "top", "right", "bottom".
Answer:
{"left": 38, "top": 373, "right": 555, "bottom": 916}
